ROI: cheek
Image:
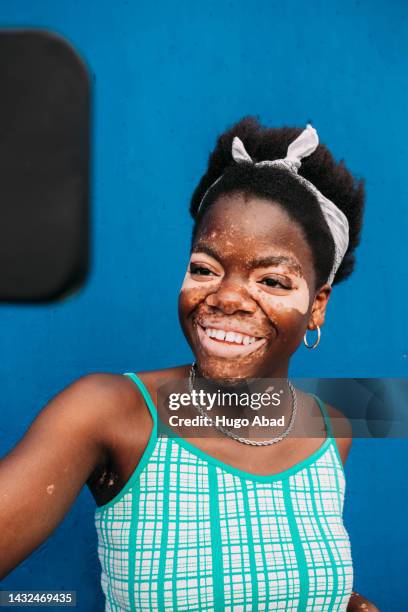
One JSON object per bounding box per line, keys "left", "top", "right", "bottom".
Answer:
{"left": 252, "top": 278, "right": 311, "bottom": 318}
{"left": 179, "top": 269, "right": 219, "bottom": 313}
{"left": 179, "top": 268, "right": 197, "bottom": 292}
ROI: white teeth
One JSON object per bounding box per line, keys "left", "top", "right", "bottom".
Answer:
{"left": 203, "top": 326, "right": 259, "bottom": 345}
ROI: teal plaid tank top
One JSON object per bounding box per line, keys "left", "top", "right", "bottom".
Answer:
{"left": 94, "top": 372, "right": 353, "bottom": 611}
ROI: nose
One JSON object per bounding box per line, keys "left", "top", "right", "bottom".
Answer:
{"left": 205, "top": 280, "right": 257, "bottom": 315}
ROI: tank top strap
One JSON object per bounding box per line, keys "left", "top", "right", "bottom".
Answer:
{"left": 309, "top": 393, "right": 334, "bottom": 439}
{"left": 123, "top": 372, "right": 158, "bottom": 427}
{"left": 309, "top": 392, "right": 347, "bottom": 475}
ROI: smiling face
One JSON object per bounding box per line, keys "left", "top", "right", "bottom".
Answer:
{"left": 178, "top": 192, "right": 332, "bottom": 381}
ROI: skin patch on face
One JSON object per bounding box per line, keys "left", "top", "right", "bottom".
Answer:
{"left": 179, "top": 257, "right": 222, "bottom": 293}
{"left": 251, "top": 271, "right": 311, "bottom": 316}
{"left": 46, "top": 484, "right": 55, "bottom": 495}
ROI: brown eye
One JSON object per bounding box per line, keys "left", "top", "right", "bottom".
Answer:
{"left": 189, "top": 264, "right": 214, "bottom": 276}
{"left": 259, "top": 277, "right": 291, "bottom": 290}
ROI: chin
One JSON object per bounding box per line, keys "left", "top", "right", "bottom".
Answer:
{"left": 194, "top": 355, "right": 267, "bottom": 383}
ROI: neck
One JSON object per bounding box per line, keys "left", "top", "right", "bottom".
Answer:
{"left": 190, "top": 362, "right": 293, "bottom": 423}
{"left": 193, "top": 359, "right": 290, "bottom": 385}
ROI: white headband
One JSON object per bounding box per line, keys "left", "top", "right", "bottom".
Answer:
{"left": 197, "top": 123, "right": 349, "bottom": 286}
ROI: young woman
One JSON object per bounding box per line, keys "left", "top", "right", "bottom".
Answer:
{"left": 0, "top": 117, "right": 379, "bottom": 611}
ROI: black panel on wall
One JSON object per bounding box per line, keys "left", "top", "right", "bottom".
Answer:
{"left": 0, "top": 29, "right": 90, "bottom": 303}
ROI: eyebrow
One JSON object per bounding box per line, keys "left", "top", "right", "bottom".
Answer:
{"left": 192, "top": 243, "right": 303, "bottom": 275}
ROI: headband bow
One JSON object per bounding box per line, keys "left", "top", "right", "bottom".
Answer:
{"left": 232, "top": 123, "right": 319, "bottom": 173}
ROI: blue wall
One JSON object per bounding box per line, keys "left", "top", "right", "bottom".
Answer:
{"left": 0, "top": 1, "right": 407, "bottom": 609}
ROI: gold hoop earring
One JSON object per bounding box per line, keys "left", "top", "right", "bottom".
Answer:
{"left": 304, "top": 325, "right": 321, "bottom": 349}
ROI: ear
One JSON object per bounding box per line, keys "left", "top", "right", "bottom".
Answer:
{"left": 307, "top": 283, "right": 332, "bottom": 329}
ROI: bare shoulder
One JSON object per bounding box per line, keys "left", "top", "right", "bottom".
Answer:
{"left": 92, "top": 365, "right": 190, "bottom": 439}
{"left": 324, "top": 402, "right": 353, "bottom": 466}
{"left": 43, "top": 372, "right": 149, "bottom": 473}
{"left": 27, "top": 372, "right": 128, "bottom": 437}
{"left": 62, "top": 372, "right": 133, "bottom": 425}
{"left": 71, "top": 369, "right": 170, "bottom": 413}
{"left": 72, "top": 372, "right": 152, "bottom": 453}
{"left": 79, "top": 365, "right": 190, "bottom": 448}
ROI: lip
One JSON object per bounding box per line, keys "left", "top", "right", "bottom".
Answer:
{"left": 195, "top": 322, "right": 268, "bottom": 359}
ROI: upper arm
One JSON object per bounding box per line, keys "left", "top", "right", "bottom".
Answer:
{"left": 325, "top": 403, "right": 353, "bottom": 466}
{"left": 0, "top": 372, "right": 120, "bottom": 579}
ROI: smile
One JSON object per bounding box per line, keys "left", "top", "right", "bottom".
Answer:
{"left": 196, "top": 323, "right": 268, "bottom": 358}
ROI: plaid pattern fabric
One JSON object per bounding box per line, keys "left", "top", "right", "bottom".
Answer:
{"left": 94, "top": 373, "right": 353, "bottom": 611}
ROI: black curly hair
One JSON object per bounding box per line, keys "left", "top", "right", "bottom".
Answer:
{"left": 189, "top": 116, "right": 365, "bottom": 289}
